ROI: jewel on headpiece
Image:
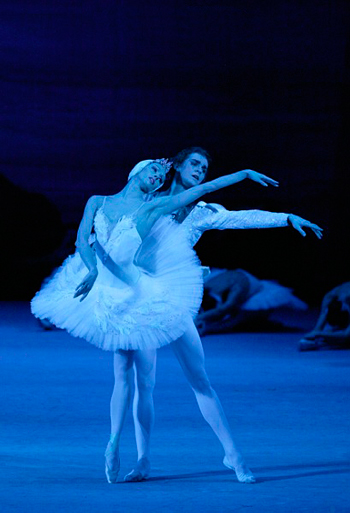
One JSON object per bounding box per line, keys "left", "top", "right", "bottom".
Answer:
{"left": 154, "top": 158, "right": 172, "bottom": 173}
{"left": 128, "top": 158, "right": 172, "bottom": 181}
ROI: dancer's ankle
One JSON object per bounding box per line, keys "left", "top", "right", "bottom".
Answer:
{"left": 223, "top": 455, "right": 255, "bottom": 483}
{"left": 107, "top": 434, "right": 119, "bottom": 449}
{"left": 138, "top": 455, "right": 150, "bottom": 463}
{"left": 124, "top": 456, "right": 151, "bottom": 482}
{"left": 224, "top": 449, "right": 243, "bottom": 466}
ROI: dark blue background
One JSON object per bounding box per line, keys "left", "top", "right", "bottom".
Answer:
{"left": 1, "top": 1, "right": 349, "bottom": 301}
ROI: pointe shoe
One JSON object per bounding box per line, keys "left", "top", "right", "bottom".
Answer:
{"left": 105, "top": 441, "right": 120, "bottom": 484}
{"left": 223, "top": 456, "right": 256, "bottom": 484}
{"left": 124, "top": 457, "right": 151, "bottom": 482}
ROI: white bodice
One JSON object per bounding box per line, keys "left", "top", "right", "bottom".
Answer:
{"left": 94, "top": 208, "right": 141, "bottom": 258}
{"left": 93, "top": 208, "right": 142, "bottom": 284}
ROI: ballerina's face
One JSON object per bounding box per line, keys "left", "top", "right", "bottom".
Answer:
{"left": 175, "top": 152, "right": 209, "bottom": 189}
{"left": 139, "top": 162, "right": 167, "bottom": 192}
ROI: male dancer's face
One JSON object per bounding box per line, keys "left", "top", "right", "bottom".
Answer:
{"left": 175, "top": 153, "right": 208, "bottom": 189}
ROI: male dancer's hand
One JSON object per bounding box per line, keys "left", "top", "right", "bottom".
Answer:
{"left": 244, "top": 170, "right": 279, "bottom": 187}
{"left": 287, "top": 215, "right": 323, "bottom": 239}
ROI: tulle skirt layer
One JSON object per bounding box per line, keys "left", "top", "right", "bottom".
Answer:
{"left": 31, "top": 218, "right": 203, "bottom": 351}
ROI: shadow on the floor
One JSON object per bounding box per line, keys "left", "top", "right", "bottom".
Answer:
{"left": 116, "top": 461, "right": 350, "bottom": 484}
{"left": 256, "top": 467, "right": 350, "bottom": 483}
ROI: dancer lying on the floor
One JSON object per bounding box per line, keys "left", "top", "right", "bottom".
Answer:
{"left": 31, "top": 156, "right": 281, "bottom": 485}
{"left": 123, "top": 147, "right": 323, "bottom": 484}
{"left": 196, "top": 267, "right": 308, "bottom": 336}
{"left": 299, "top": 281, "right": 350, "bottom": 350}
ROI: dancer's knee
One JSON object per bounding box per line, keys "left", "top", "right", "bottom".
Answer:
{"left": 114, "top": 375, "right": 131, "bottom": 390}
{"left": 114, "top": 366, "right": 132, "bottom": 387}
{"left": 191, "top": 375, "right": 213, "bottom": 396}
{"left": 136, "top": 373, "right": 156, "bottom": 394}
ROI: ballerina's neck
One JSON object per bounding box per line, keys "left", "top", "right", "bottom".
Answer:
{"left": 101, "top": 196, "right": 145, "bottom": 225}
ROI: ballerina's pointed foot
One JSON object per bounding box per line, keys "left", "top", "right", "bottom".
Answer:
{"left": 105, "top": 441, "right": 120, "bottom": 484}
{"left": 223, "top": 456, "right": 256, "bottom": 484}
{"left": 124, "top": 457, "right": 151, "bottom": 482}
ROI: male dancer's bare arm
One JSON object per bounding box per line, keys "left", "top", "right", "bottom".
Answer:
{"left": 156, "top": 170, "right": 279, "bottom": 216}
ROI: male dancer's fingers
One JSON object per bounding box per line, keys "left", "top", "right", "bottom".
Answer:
{"left": 266, "top": 179, "right": 279, "bottom": 187}
{"left": 311, "top": 224, "right": 323, "bottom": 238}
{"left": 265, "top": 176, "right": 279, "bottom": 184}
{"left": 261, "top": 175, "right": 279, "bottom": 187}
{"left": 304, "top": 222, "right": 323, "bottom": 239}
{"left": 296, "top": 227, "right": 306, "bottom": 236}
{"left": 292, "top": 221, "right": 306, "bottom": 236}
{"left": 313, "top": 228, "right": 323, "bottom": 239}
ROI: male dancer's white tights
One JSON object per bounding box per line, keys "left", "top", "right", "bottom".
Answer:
{"left": 109, "top": 320, "right": 246, "bottom": 479}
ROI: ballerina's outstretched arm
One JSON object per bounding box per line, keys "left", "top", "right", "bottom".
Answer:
{"left": 155, "top": 170, "right": 279, "bottom": 216}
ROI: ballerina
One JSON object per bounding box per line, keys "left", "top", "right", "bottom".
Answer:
{"left": 31, "top": 159, "right": 202, "bottom": 352}
{"left": 31, "top": 156, "right": 279, "bottom": 484}
{"left": 124, "top": 148, "right": 323, "bottom": 484}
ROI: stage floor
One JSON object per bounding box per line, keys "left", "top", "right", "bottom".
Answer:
{"left": 1, "top": 302, "right": 349, "bottom": 512}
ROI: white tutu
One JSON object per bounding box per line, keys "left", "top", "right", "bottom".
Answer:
{"left": 31, "top": 212, "right": 203, "bottom": 351}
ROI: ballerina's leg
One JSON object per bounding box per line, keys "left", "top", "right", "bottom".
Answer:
{"left": 171, "top": 320, "right": 255, "bottom": 483}
{"left": 105, "top": 350, "right": 133, "bottom": 483}
{"left": 124, "top": 349, "right": 157, "bottom": 482}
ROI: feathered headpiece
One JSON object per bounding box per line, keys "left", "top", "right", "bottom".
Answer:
{"left": 128, "top": 158, "right": 172, "bottom": 181}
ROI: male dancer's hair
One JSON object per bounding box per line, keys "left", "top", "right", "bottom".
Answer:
{"left": 169, "top": 147, "right": 214, "bottom": 223}
{"left": 172, "top": 147, "right": 212, "bottom": 170}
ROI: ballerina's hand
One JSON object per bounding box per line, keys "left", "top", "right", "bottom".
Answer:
{"left": 245, "top": 170, "right": 279, "bottom": 187}
{"left": 74, "top": 269, "right": 98, "bottom": 301}
{"left": 288, "top": 215, "right": 323, "bottom": 239}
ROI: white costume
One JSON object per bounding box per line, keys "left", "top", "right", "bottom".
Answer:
{"left": 181, "top": 202, "right": 307, "bottom": 310}
{"left": 181, "top": 201, "right": 290, "bottom": 246}
{"left": 31, "top": 201, "right": 203, "bottom": 352}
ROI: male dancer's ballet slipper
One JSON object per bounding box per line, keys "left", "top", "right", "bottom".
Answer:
{"left": 124, "top": 457, "right": 151, "bottom": 482}
{"left": 223, "top": 456, "right": 256, "bottom": 484}
{"left": 105, "top": 441, "right": 120, "bottom": 484}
